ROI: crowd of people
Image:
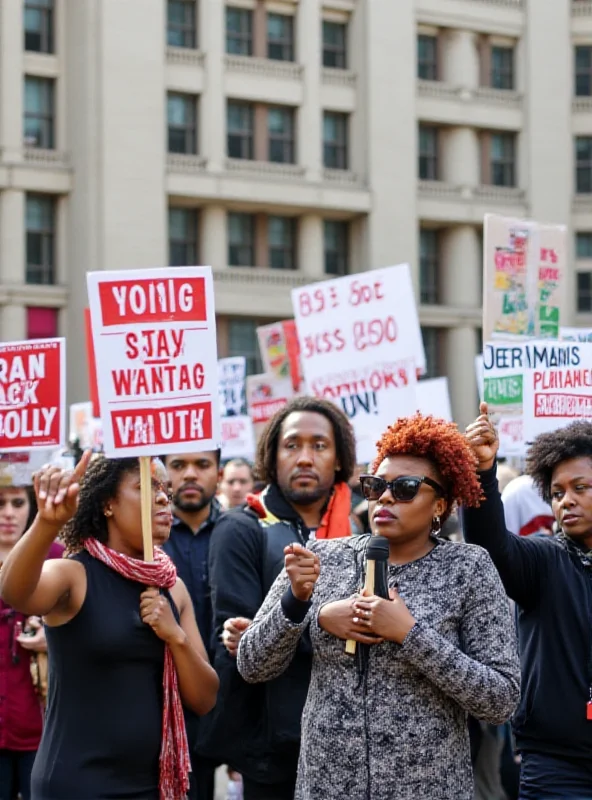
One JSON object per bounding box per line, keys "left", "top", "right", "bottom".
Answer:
{"left": 0, "top": 398, "right": 591, "bottom": 799}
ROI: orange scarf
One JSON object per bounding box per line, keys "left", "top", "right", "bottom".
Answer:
{"left": 247, "top": 481, "right": 352, "bottom": 539}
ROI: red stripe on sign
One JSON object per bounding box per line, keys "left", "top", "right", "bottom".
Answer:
{"left": 84, "top": 308, "right": 100, "bottom": 419}
{"left": 98, "top": 278, "right": 206, "bottom": 326}
{"left": 110, "top": 402, "right": 212, "bottom": 449}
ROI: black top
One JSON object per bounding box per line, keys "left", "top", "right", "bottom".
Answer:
{"left": 461, "top": 464, "right": 592, "bottom": 761}
{"left": 31, "top": 551, "right": 165, "bottom": 800}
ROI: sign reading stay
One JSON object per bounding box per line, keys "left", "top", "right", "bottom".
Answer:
{"left": 87, "top": 268, "right": 220, "bottom": 458}
{"left": 0, "top": 338, "right": 65, "bottom": 452}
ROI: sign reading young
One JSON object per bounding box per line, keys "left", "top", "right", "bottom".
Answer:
{"left": 87, "top": 268, "right": 220, "bottom": 458}
{"left": 0, "top": 338, "right": 65, "bottom": 452}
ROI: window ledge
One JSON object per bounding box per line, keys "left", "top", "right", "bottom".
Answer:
{"left": 418, "top": 180, "right": 525, "bottom": 204}
{"left": 224, "top": 55, "right": 303, "bottom": 81}
{"left": 167, "top": 153, "right": 208, "bottom": 173}
{"left": 574, "top": 194, "right": 592, "bottom": 210}
{"left": 166, "top": 47, "right": 206, "bottom": 67}
{"left": 417, "top": 80, "right": 522, "bottom": 107}
{"left": 573, "top": 1, "right": 592, "bottom": 16}
{"left": 573, "top": 96, "right": 592, "bottom": 113}
{"left": 225, "top": 158, "right": 305, "bottom": 180}
{"left": 0, "top": 283, "right": 68, "bottom": 307}
{"left": 22, "top": 149, "right": 70, "bottom": 169}
{"left": 469, "top": 0, "right": 523, "bottom": 6}
{"left": 322, "top": 68, "right": 357, "bottom": 88}
{"left": 323, "top": 168, "right": 365, "bottom": 187}
{"left": 213, "top": 268, "right": 312, "bottom": 289}
{"left": 474, "top": 185, "right": 525, "bottom": 202}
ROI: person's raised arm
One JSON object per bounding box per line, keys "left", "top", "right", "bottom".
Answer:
{"left": 463, "top": 403, "right": 546, "bottom": 607}
{"left": 0, "top": 451, "right": 92, "bottom": 616}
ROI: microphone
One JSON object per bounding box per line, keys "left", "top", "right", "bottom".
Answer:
{"left": 345, "top": 536, "right": 390, "bottom": 655}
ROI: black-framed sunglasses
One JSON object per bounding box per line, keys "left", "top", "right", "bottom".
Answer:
{"left": 359, "top": 474, "right": 446, "bottom": 503}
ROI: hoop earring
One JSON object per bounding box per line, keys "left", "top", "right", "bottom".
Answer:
{"left": 431, "top": 515, "right": 441, "bottom": 535}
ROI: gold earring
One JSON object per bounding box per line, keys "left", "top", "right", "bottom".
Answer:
{"left": 104, "top": 509, "right": 112, "bottom": 518}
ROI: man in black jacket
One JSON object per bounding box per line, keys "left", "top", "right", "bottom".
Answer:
{"left": 464, "top": 403, "right": 592, "bottom": 799}
{"left": 201, "top": 397, "right": 356, "bottom": 800}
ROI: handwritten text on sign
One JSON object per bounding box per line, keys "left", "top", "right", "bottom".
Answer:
{"left": 87, "top": 268, "right": 219, "bottom": 458}
{"left": 0, "top": 339, "right": 65, "bottom": 452}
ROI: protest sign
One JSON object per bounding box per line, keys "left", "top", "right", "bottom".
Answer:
{"left": 246, "top": 373, "right": 292, "bottom": 440}
{"left": 483, "top": 215, "right": 567, "bottom": 343}
{"left": 218, "top": 357, "right": 246, "bottom": 417}
{"left": 87, "top": 268, "right": 220, "bottom": 458}
{"left": 257, "top": 320, "right": 303, "bottom": 392}
{"left": 498, "top": 416, "right": 525, "bottom": 458}
{"left": 0, "top": 338, "right": 65, "bottom": 452}
{"left": 292, "top": 266, "right": 424, "bottom": 461}
{"left": 69, "top": 402, "right": 93, "bottom": 448}
{"left": 481, "top": 342, "right": 525, "bottom": 416}
{"left": 84, "top": 308, "right": 101, "bottom": 419}
{"left": 221, "top": 415, "right": 256, "bottom": 461}
{"left": 416, "top": 378, "right": 452, "bottom": 422}
{"left": 560, "top": 327, "right": 592, "bottom": 343}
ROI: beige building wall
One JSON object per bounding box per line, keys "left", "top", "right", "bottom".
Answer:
{"left": 0, "top": 0, "right": 589, "bottom": 429}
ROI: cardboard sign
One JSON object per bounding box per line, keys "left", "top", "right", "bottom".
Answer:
{"left": 257, "top": 320, "right": 303, "bottom": 392}
{"left": 69, "top": 402, "right": 93, "bottom": 448}
{"left": 218, "top": 357, "right": 246, "bottom": 417}
{"left": 0, "top": 338, "right": 65, "bottom": 452}
{"left": 87, "top": 268, "right": 220, "bottom": 458}
{"left": 483, "top": 214, "right": 567, "bottom": 342}
{"left": 221, "top": 415, "right": 256, "bottom": 461}
{"left": 84, "top": 308, "right": 101, "bottom": 418}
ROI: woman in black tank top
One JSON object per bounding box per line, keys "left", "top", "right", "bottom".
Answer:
{"left": 0, "top": 452, "right": 219, "bottom": 800}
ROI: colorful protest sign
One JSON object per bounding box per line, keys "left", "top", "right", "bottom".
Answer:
{"left": 292, "top": 266, "right": 424, "bottom": 461}
{"left": 257, "top": 320, "right": 303, "bottom": 392}
{"left": 246, "top": 373, "right": 292, "bottom": 440}
{"left": 481, "top": 343, "right": 525, "bottom": 416}
{"left": 0, "top": 339, "right": 65, "bottom": 452}
{"left": 87, "top": 268, "right": 220, "bottom": 458}
{"left": 416, "top": 378, "right": 452, "bottom": 422}
{"left": 0, "top": 449, "right": 69, "bottom": 486}
{"left": 218, "top": 357, "right": 246, "bottom": 417}
{"left": 69, "top": 402, "right": 93, "bottom": 448}
{"left": 221, "top": 415, "right": 256, "bottom": 461}
{"left": 483, "top": 215, "right": 567, "bottom": 342}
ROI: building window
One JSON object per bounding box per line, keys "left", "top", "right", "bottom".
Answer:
{"left": 577, "top": 232, "right": 592, "bottom": 259}
{"left": 491, "top": 46, "right": 514, "bottom": 90}
{"left": 228, "top": 213, "right": 255, "bottom": 267}
{"left": 226, "top": 7, "right": 252, "bottom": 56}
{"left": 26, "top": 194, "right": 55, "bottom": 285}
{"left": 420, "top": 229, "right": 439, "bottom": 305}
{"left": 169, "top": 208, "right": 198, "bottom": 266}
{"left": 268, "top": 216, "right": 296, "bottom": 270}
{"left": 421, "top": 326, "right": 442, "bottom": 378}
{"left": 323, "top": 112, "right": 348, "bottom": 170}
{"left": 167, "top": 0, "right": 196, "bottom": 48}
{"left": 322, "top": 21, "right": 347, "bottom": 69}
{"left": 324, "top": 220, "right": 349, "bottom": 276}
{"left": 577, "top": 272, "right": 592, "bottom": 312}
{"left": 575, "top": 46, "right": 592, "bottom": 97}
{"left": 167, "top": 93, "right": 197, "bottom": 154}
{"left": 24, "top": 77, "right": 54, "bottom": 149}
{"left": 27, "top": 307, "right": 58, "bottom": 339}
{"left": 418, "top": 125, "right": 438, "bottom": 180}
{"left": 267, "top": 13, "right": 294, "bottom": 61}
{"left": 576, "top": 137, "right": 592, "bottom": 194}
{"left": 417, "top": 34, "right": 437, "bottom": 80}
{"left": 227, "top": 102, "right": 254, "bottom": 159}
{"left": 24, "top": 0, "right": 53, "bottom": 53}
{"left": 228, "top": 318, "right": 262, "bottom": 375}
{"left": 268, "top": 107, "right": 294, "bottom": 163}
{"left": 490, "top": 133, "right": 515, "bottom": 187}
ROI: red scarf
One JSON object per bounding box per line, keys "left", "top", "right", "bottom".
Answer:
{"left": 84, "top": 539, "right": 190, "bottom": 800}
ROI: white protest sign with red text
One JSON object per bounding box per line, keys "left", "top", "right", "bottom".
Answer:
{"left": 87, "top": 268, "right": 220, "bottom": 458}
{"left": 221, "top": 415, "right": 256, "bottom": 461}
{"left": 0, "top": 338, "right": 65, "bottom": 452}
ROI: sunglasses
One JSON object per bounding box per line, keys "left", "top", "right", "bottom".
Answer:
{"left": 359, "top": 474, "right": 445, "bottom": 503}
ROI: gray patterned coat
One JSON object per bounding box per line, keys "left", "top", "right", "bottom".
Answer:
{"left": 237, "top": 535, "right": 520, "bottom": 800}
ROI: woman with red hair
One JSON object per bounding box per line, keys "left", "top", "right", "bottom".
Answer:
{"left": 237, "top": 413, "right": 520, "bottom": 800}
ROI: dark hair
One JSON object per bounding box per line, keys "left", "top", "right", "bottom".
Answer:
{"left": 164, "top": 449, "right": 221, "bottom": 467}
{"left": 372, "top": 413, "right": 483, "bottom": 524}
{"left": 61, "top": 456, "right": 140, "bottom": 553}
{"left": 527, "top": 421, "right": 592, "bottom": 503}
{"left": 222, "top": 458, "right": 253, "bottom": 475}
{"left": 255, "top": 396, "right": 356, "bottom": 485}
{"left": 25, "top": 486, "right": 37, "bottom": 531}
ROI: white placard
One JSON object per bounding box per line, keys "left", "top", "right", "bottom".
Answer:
{"left": 87, "top": 267, "right": 220, "bottom": 458}
{"left": 416, "top": 378, "right": 452, "bottom": 422}
{"left": 218, "top": 357, "right": 246, "bottom": 417}
{"left": 221, "top": 415, "right": 256, "bottom": 461}
{"left": 560, "top": 327, "right": 592, "bottom": 343}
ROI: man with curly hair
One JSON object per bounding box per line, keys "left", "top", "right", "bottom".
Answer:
{"left": 465, "top": 403, "right": 592, "bottom": 799}
{"left": 237, "top": 413, "right": 519, "bottom": 800}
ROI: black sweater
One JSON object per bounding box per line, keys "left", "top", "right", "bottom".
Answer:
{"left": 462, "top": 463, "right": 592, "bottom": 761}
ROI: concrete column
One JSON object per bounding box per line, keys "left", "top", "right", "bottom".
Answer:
{"left": 445, "top": 326, "right": 478, "bottom": 429}
{"left": 0, "top": 305, "right": 27, "bottom": 343}
{"left": 441, "top": 29, "right": 480, "bottom": 88}
{"left": 297, "top": 0, "right": 322, "bottom": 179}
{"left": 0, "top": 0, "right": 24, "bottom": 162}
{"left": 299, "top": 214, "right": 324, "bottom": 277}
{"left": 201, "top": 205, "right": 227, "bottom": 270}
{"left": 439, "top": 225, "right": 481, "bottom": 307}
{"left": 201, "top": 0, "right": 226, "bottom": 172}
{"left": 0, "top": 191, "right": 26, "bottom": 284}
{"left": 441, "top": 127, "right": 480, "bottom": 187}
